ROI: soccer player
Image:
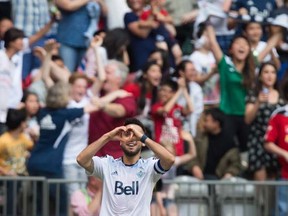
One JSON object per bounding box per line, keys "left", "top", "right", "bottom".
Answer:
{"left": 77, "top": 118, "right": 175, "bottom": 215}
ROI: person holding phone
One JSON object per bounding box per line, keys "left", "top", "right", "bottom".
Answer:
{"left": 245, "top": 62, "right": 285, "bottom": 180}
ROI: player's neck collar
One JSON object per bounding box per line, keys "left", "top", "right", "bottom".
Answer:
{"left": 121, "top": 157, "right": 141, "bottom": 166}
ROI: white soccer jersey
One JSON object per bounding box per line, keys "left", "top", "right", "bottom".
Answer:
{"left": 88, "top": 155, "right": 166, "bottom": 216}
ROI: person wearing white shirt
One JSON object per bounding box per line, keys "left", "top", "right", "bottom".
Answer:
{"left": 77, "top": 118, "right": 175, "bottom": 216}
{"left": 0, "top": 28, "right": 25, "bottom": 134}
{"left": 63, "top": 73, "right": 91, "bottom": 198}
{"left": 176, "top": 60, "right": 204, "bottom": 137}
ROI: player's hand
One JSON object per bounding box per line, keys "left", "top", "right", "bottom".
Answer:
{"left": 107, "top": 126, "right": 133, "bottom": 142}
{"left": 125, "top": 125, "right": 143, "bottom": 141}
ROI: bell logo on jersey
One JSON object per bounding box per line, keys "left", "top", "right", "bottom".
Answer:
{"left": 114, "top": 181, "right": 139, "bottom": 195}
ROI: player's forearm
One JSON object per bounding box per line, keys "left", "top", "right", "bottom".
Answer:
{"left": 144, "top": 137, "right": 175, "bottom": 170}
{"left": 77, "top": 133, "right": 110, "bottom": 172}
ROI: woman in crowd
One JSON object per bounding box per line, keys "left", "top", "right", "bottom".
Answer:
{"left": 245, "top": 62, "right": 284, "bottom": 180}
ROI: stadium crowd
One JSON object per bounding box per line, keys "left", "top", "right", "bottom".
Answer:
{"left": 1, "top": 0, "right": 288, "bottom": 215}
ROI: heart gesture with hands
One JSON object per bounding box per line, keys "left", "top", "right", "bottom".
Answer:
{"left": 108, "top": 125, "right": 144, "bottom": 143}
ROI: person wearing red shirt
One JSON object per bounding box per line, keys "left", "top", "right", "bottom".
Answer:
{"left": 265, "top": 76, "right": 288, "bottom": 216}
{"left": 151, "top": 78, "right": 193, "bottom": 156}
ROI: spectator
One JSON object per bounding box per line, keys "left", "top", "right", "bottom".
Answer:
{"left": 28, "top": 39, "right": 70, "bottom": 105}
{"left": 21, "top": 91, "right": 41, "bottom": 143}
{"left": 0, "top": 16, "right": 55, "bottom": 85}
{"left": 164, "top": 0, "right": 198, "bottom": 55}
{"left": 63, "top": 73, "right": 93, "bottom": 199}
{"left": 0, "top": 108, "right": 33, "bottom": 176}
{"left": 124, "top": 0, "right": 157, "bottom": 72}
{"left": 271, "top": 1, "right": 288, "bottom": 81}
{"left": 195, "top": 0, "right": 235, "bottom": 55}
{"left": 148, "top": 48, "right": 172, "bottom": 79}
{"left": 123, "top": 60, "right": 162, "bottom": 137}
{"left": 189, "top": 26, "right": 219, "bottom": 106}
{"left": 102, "top": 28, "right": 130, "bottom": 65}
{"left": 27, "top": 81, "right": 99, "bottom": 215}
{"left": 151, "top": 78, "right": 193, "bottom": 156}
{"left": 55, "top": 0, "right": 101, "bottom": 72}
{"left": 70, "top": 176, "right": 102, "bottom": 216}
{"left": 189, "top": 108, "right": 242, "bottom": 180}
{"left": 0, "top": 108, "right": 33, "bottom": 215}
{"left": 139, "top": 0, "right": 182, "bottom": 65}
{"left": 88, "top": 60, "right": 137, "bottom": 159}
{"left": 175, "top": 60, "right": 203, "bottom": 137}
{"left": 0, "top": 28, "right": 25, "bottom": 135}
{"left": 245, "top": 62, "right": 284, "bottom": 180}
{"left": 243, "top": 22, "right": 281, "bottom": 69}
{"left": 12, "top": 0, "right": 53, "bottom": 79}
{"left": 206, "top": 23, "right": 281, "bottom": 151}
{"left": 264, "top": 74, "right": 288, "bottom": 216}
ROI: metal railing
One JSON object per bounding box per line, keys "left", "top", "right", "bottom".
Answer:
{"left": 0, "top": 176, "right": 287, "bottom": 216}
{"left": 165, "top": 176, "right": 288, "bottom": 216}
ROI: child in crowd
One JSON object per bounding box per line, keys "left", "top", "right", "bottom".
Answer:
{"left": 151, "top": 78, "right": 193, "bottom": 156}
{"left": 0, "top": 108, "right": 33, "bottom": 216}
{"left": 21, "top": 91, "right": 41, "bottom": 143}
{"left": 70, "top": 176, "right": 102, "bottom": 216}
{"left": 0, "top": 108, "right": 33, "bottom": 176}
{"left": 139, "top": 0, "right": 182, "bottom": 65}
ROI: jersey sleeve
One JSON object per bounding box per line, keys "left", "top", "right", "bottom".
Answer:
{"left": 86, "top": 156, "right": 106, "bottom": 179}
{"left": 149, "top": 157, "right": 168, "bottom": 182}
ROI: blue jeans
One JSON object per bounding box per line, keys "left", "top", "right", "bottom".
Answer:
{"left": 276, "top": 179, "right": 288, "bottom": 216}
{"left": 59, "top": 44, "right": 87, "bottom": 72}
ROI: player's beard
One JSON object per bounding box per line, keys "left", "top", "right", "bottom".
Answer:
{"left": 121, "top": 144, "right": 142, "bottom": 157}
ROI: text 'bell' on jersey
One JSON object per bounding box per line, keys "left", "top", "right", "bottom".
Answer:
{"left": 88, "top": 155, "right": 166, "bottom": 216}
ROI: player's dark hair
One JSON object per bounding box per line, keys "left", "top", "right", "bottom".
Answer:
{"left": 124, "top": 118, "right": 147, "bottom": 134}
{"left": 6, "top": 108, "right": 27, "bottom": 130}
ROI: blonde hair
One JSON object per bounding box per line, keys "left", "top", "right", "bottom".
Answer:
{"left": 46, "top": 81, "right": 70, "bottom": 109}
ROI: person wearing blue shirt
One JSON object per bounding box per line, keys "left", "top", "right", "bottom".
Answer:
{"left": 27, "top": 81, "right": 98, "bottom": 216}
